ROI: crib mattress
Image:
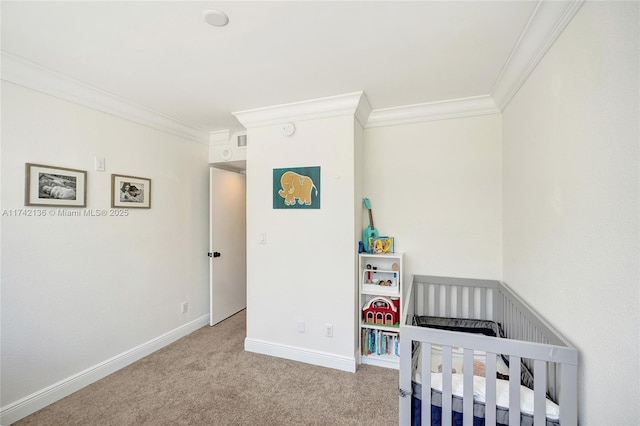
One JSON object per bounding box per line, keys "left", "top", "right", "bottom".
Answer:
{"left": 411, "top": 384, "right": 560, "bottom": 426}
{"left": 411, "top": 373, "right": 560, "bottom": 426}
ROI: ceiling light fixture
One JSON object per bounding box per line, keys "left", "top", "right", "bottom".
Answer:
{"left": 203, "top": 9, "right": 229, "bottom": 27}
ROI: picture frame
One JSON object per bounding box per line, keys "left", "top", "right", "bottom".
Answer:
{"left": 25, "top": 163, "right": 87, "bottom": 207}
{"left": 111, "top": 174, "right": 151, "bottom": 209}
{"left": 368, "top": 236, "right": 394, "bottom": 254}
{"left": 273, "top": 166, "right": 321, "bottom": 209}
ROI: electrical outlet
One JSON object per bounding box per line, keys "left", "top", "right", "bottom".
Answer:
{"left": 325, "top": 323, "right": 333, "bottom": 338}
{"left": 181, "top": 302, "right": 188, "bottom": 314}
{"left": 297, "top": 320, "right": 305, "bottom": 333}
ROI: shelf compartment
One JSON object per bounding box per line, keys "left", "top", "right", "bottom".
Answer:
{"left": 361, "top": 269, "right": 399, "bottom": 295}
{"left": 361, "top": 295, "right": 400, "bottom": 327}
{"left": 360, "top": 328, "right": 399, "bottom": 358}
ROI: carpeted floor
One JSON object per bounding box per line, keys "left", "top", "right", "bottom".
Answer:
{"left": 15, "top": 310, "right": 399, "bottom": 425}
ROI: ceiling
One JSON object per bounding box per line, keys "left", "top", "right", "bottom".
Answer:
{"left": 1, "top": 1, "right": 581, "bottom": 141}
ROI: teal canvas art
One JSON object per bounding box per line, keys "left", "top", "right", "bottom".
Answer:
{"left": 273, "top": 166, "right": 320, "bottom": 209}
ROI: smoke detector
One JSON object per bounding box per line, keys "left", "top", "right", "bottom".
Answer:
{"left": 282, "top": 122, "right": 295, "bottom": 136}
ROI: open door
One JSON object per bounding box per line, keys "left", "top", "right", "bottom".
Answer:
{"left": 209, "top": 167, "right": 246, "bottom": 325}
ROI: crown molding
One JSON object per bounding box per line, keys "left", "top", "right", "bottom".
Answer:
{"left": 491, "top": 0, "right": 585, "bottom": 111}
{"left": 366, "top": 0, "right": 584, "bottom": 128}
{"left": 1, "top": 0, "right": 584, "bottom": 135}
{"left": 233, "top": 91, "right": 369, "bottom": 129}
{"left": 1, "top": 52, "right": 210, "bottom": 145}
{"left": 354, "top": 92, "right": 372, "bottom": 128}
{"left": 367, "top": 95, "right": 500, "bottom": 128}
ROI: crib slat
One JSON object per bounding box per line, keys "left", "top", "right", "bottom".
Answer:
{"left": 479, "top": 287, "right": 486, "bottom": 319}
{"left": 456, "top": 286, "right": 462, "bottom": 317}
{"left": 533, "top": 359, "right": 547, "bottom": 426}
{"left": 442, "top": 346, "right": 453, "bottom": 426}
{"left": 468, "top": 287, "right": 475, "bottom": 318}
{"left": 463, "top": 349, "right": 474, "bottom": 426}
{"left": 509, "top": 356, "right": 522, "bottom": 426}
{"left": 417, "top": 282, "right": 425, "bottom": 317}
{"left": 485, "top": 353, "right": 497, "bottom": 426}
{"left": 422, "top": 343, "right": 432, "bottom": 426}
{"left": 444, "top": 285, "right": 451, "bottom": 317}
{"left": 434, "top": 284, "right": 440, "bottom": 316}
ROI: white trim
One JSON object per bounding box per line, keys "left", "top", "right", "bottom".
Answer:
{"left": 366, "top": 95, "right": 500, "bottom": 128}
{"left": 491, "top": 0, "right": 585, "bottom": 110}
{"left": 0, "top": 51, "right": 209, "bottom": 145}
{"left": 354, "top": 92, "right": 372, "bottom": 128}
{"left": 0, "top": 314, "right": 210, "bottom": 426}
{"left": 366, "top": 0, "right": 583, "bottom": 127}
{"left": 0, "top": 0, "right": 584, "bottom": 136}
{"left": 233, "top": 91, "right": 368, "bottom": 129}
{"left": 244, "top": 338, "right": 357, "bottom": 373}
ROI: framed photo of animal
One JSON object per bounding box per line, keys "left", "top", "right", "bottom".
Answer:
{"left": 273, "top": 166, "right": 320, "bottom": 209}
{"left": 111, "top": 174, "right": 151, "bottom": 209}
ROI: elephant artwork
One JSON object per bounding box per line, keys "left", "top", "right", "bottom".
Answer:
{"left": 277, "top": 171, "right": 318, "bottom": 206}
{"left": 272, "top": 166, "right": 321, "bottom": 209}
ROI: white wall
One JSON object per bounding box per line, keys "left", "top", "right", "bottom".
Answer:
{"left": 363, "top": 114, "right": 503, "bottom": 282}
{"left": 244, "top": 115, "right": 359, "bottom": 370}
{"left": 502, "top": 1, "right": 639, "bottom": 423}
{"left": 0, "top": 82, "right": 210, "bottom": 419}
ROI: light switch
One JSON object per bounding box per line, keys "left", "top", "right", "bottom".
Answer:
{"left": 94, "top": 157, "right": 105, "bottom": 172}
{"left": 259, "top": 233, "right": 266, "bottom": 244}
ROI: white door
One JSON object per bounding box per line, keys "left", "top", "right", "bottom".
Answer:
{"left": 209, "top": 167, "right": 246, "bottom": 325}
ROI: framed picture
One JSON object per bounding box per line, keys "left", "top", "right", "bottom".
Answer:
{"left": 368, "top": 236, "right": 394, "bottom": 254}
{"left": 273, "top": 166, "right": 321, "bottom": 209}
{"left": 25, "top": 163, "right": 87, "bottom": 207}
{"left": 111, "top": 174, "right": 151, "bottom": 208}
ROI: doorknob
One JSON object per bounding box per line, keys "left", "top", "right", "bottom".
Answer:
{"left": 208, "top": 251, "right": 221, "bottom": 258}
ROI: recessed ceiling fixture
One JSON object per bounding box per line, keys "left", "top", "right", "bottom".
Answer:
{"left": 203, "top": 9, "right": 229, "bottom": 27}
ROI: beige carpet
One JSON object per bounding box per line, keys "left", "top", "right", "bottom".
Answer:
{"left": 15, "top": 310, "right": 399, "bottom": 425}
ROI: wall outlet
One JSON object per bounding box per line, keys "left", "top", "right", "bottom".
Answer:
{"left": 325, "top": 323, "right": 333, "bottom": 338}
{"left": 181, "top": 302, "right": 188, "bottom": 314}
{"left": 297, "top": 320, "right": 305, "bottom": 333}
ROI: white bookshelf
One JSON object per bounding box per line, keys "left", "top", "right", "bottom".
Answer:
{"left": 358, "top": 252, "right": 403, "bottom": 369}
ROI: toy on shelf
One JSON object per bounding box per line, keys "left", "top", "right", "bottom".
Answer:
{"left": 362, "top": 198, "right": 379, "bottom": 252}
{"left": 362, "top": 296, "right": 400, "bottom": 326}
{"left": 364, "top": 266, "right": 397, "bottom": 286}
{"left": 368, "top": 236, "right": 394, "bottom": 254}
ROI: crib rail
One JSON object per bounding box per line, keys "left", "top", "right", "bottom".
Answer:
{"left": 399, "top": 275, "right": 578, "bottom": 426}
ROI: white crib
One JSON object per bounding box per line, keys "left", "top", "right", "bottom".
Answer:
{"left": 399, "top": 275, "right": 578, "bottom": 425}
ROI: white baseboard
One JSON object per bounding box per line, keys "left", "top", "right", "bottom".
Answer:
{"left": 244, "top": 338, "right": 357, "bottom": 373}
{"left": 0, "top": 315, "right": 210, "bottom": 426}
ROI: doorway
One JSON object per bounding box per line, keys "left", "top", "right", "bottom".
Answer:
{"left": 209, "top": 166, "right": 246, "bottom": 325}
